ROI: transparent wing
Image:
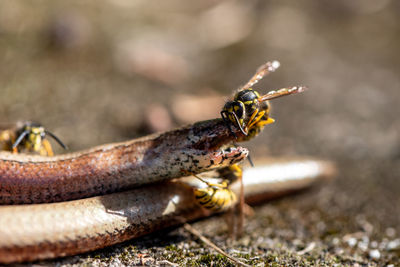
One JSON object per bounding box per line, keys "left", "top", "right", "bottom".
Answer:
{"left": 258, "top": 86, "right": 307, "bottom": 102}
{"left": 239, "top": 60, "right": 280, "bottom": 91}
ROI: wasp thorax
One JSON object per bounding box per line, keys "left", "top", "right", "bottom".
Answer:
{"left": 234, "top": 88, "right": 260, "bottom": 102}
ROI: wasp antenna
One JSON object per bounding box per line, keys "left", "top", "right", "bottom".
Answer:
{"left": 44, "top": 130, "right": 68, "bottom": 150}
{"left": 230, "top": 111, "right": 248, "bottom": 136}
{"left": 12, "top": 130, "right": 30, "bottom": 149}
{"left": 222, "top": 110, "right": 248, "bottom": 136}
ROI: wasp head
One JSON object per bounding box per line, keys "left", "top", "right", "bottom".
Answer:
{"left": 221, "top": 100, "right": 247, "bottom": 136}
{"left": 26, "top": 125, "right": 46, "bottom": 152}
{"left": 234, "top": 89, "right": 261, "bottom": 117}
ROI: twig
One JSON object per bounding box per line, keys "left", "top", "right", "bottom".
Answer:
{"left": 157, "top": 259, "right": 179, "bottom": 266}
{"left": 297, "top": 242, "right": 316, "bottom": 255}
{"left": 183, "top": 223, "right": 251, "bottom": 267}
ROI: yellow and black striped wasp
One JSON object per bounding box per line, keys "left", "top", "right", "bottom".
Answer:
{"left": 220, "top": 61, "right": 307, "bottom": 140}
{"left": 190, "top": 164, "right": 251, "bottom": 238}
{"left": 218, "top": 61, "right": 307, "bottom": 235}
{"left": 0, "top": 121, "right": 67, "bottom": 156}
{"left": 184, "top": 61, "right": 307, "bottom": 235}
{"left": 193, "top": 178, "right": 237, "bottom": 212}
{"left": 191, "top": 164, "right": 242, "bottom": 212}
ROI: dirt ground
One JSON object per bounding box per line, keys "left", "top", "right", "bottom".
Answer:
{"left": 0, "top": 1, "right": 399, "bottom": 266}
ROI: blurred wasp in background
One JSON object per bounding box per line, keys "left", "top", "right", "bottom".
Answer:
{"left": 0, "top": 121, "right": 67, "bottom": 156}
{"left": 220, "top": 61, "right": 307, "bottom": 140}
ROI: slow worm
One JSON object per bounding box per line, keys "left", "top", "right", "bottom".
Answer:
{"left": 0, "top": 119, "right": 247, "bottom": 204}
{"left": 0, "top": 119, "right": 335, "bottom": 263}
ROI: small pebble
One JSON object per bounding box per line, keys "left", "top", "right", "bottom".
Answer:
{"left": 386, "top": 239, "right": 400, "bottom": 251}
{"left": 358, "top": 241, "right": 368, "bottom": 252}
{"left": 109, "top": 258, "right": 123, "bottom": 267}
{"left": 385, "top": 227, "right": 396, "bottom": 238}
{"left": 368, "top": 249, "right": 380, "bottom": 260}
{"left": 334, "top": 248, "right": 344, "bottom": 255}
{"left": 346, "top": 237, "right": 357, "bottom": 247}
{"left": 332, "top": 237, "right": 340, "bottom": 245}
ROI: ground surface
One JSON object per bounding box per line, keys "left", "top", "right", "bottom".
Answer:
{"left": 0, "top": 1, "right": 399, "bottom": 266}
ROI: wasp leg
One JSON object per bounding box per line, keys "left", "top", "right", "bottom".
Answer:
{"left": 192, "top": 173, "right": 228, "bottom": 189}
{"left": 222, "top": 176, "right": 245, "bottom": 239}
{"left": 41, "top": 139, "right": 54, "bottom": 156}
{"left": 237, "top": 165, "right": 245, "bottom": 237}
{"left": 219, "top": 164, "right": 245, "bottom": 238}
{"left": 225, "top": 205, "right": 237, "bottom": 240}
{"left": 229, "top": 163, "right": 245, "bottom": 237}
{"left": 181, "top": 169, "right": 229, "bottom": 189}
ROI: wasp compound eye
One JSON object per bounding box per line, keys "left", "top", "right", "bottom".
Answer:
{"left": 231, "top": 102, "right": 245, "bottom": 120}
{"left": 221, "top": 101, "right": 248, "bottom": 136}
{"left": 259, "top": 101, "right": 270, "bottom": 113}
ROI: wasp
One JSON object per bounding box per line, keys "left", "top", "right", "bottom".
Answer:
{"left": 190, "top": 164, "right": 243, "bottom": 212}
{"left": 193, "top": 178, "right": 237, "bottom": 212}
{"left": 220, "top": 61, "right": 307, "bottom": 139}
{"left": 0, "top": 121, "right": 67, "bottom": 156}
{"left": 219, "top": 62, "right": 307, "bottom": 235}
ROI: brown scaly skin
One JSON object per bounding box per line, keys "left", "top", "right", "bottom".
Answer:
{"left": 0, "top": 119, "right": 248, "bottom": 204}
{"left": 0, "top": 157, "right": 335, "bottom": 264}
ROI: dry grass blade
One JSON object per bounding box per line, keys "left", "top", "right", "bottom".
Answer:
{"left": 183, "top": 223, "right": 251, "bottom": 267}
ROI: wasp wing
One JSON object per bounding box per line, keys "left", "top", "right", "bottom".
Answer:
{"left": 239, "top": 61, "right": 281, "bottom": 91}
{"left": 258, "top": 86, "right": 307, "bottom": 102}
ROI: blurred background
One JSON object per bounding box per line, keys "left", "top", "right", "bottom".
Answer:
{"left": 0, "top": 0, "right": 399, "bottom": 265}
